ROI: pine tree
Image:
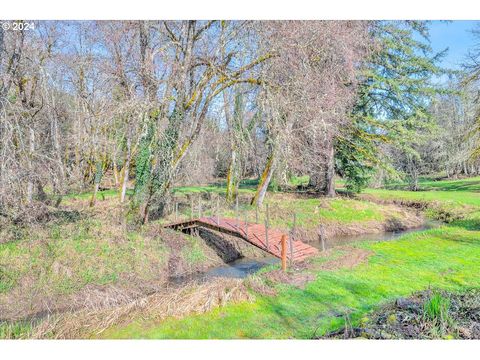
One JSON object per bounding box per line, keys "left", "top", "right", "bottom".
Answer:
{"left": 337, "top": 21, "right": 446, "bottom": 192}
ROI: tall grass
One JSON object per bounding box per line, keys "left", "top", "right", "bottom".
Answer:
{"left": 423, "top": 292, "right": 453, "bottom": 336}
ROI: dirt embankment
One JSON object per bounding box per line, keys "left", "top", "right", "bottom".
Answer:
{"left": 0, "top": 221, "right": 265, "bottom": 324}
{"left": 290, "top": 204, "right": 425, "bottom": 245}
{"left": 359, "top": 193, "right": 469, "bottom": 223}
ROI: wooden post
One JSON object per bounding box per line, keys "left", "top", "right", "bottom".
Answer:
{"left": 244, "top": 212, "right": 248, "bottom": 238}
{"left": 198, "top": 196, "right": 201, "bottom": 219}
{"left": 290, "top": 213, "right": 296, "bottom": 265}
{"left": 216, "top": 195, "right": 219, "bottom": 225}
{"left": 235, "top": 195, "right": 239, "bottom": 229}
{"left": 266, "top": 203, "right": 270, "bottom": 227}
{"left": 319, "top": 224, "right": 326, "bottom": 252}
{"left": 190, "top": 197, "right": 193, "bottom": 220}
{"left": 281, "top": 235, "right": 287, "bottom": 271}
{"left": 265, "top": 219, "right": 269, "bottom": 250}
{"left": 292, "top": 213, "right": 297, "bottom": 240}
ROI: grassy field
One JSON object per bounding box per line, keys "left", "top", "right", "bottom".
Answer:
{"left": 2, "top": 176, "right": 480, "bottom": 339}
{"left": 0, "top": 180, "right": 408, "bottom": 317}
{"left": 383, "top": 175, "right": 480, "bottom": 192}
{"left": 101, "top": 176, "right": 480, "bottom": 339}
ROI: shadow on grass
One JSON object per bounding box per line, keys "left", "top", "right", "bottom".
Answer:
{"left": 384, "top": 178, "right": 480, "bottom": 193}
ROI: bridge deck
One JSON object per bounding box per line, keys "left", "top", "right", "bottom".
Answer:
{"left": 164, "top": 217, "right": 318, "bottom": 262}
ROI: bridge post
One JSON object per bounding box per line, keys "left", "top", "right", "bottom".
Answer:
{"left": 290, "top": 213, "right": 296, "bottom": 266}
{"left": 175, "top": 201, "right": 178, "bottom": 221}
{"left": 319, "top": 224, "right": 326, "bottom": 252}
{"left": 266, "top": 203, "right": 269, "bottom": 227}
{"left": 235, "top": 196, "right": 239, "bottom": 229}
{"left": 281, "top": 234, "right": 287, "bottom": 271}
{"left": 190, "top": 198, "right": 193, "bottom": 220}
{"left": 292, "top": 213, "right": 296, "bottom": 240}
{"left": 216, "top": 195, "right": 219, "bottom": 225}
{"left": 264, "top": 219, "right": 269, "bottom": 250}
{"left": 244, "top": 212, "right": 248, "bottom": 238}
{"left": 198, "top": 196, "right": 202, "bottom": 219}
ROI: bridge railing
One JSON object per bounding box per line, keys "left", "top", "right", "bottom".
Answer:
{"left": 165, "top": 191, "right": 327, "bottom": 269}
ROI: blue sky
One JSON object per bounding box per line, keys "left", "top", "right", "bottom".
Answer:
{"left": 428, "top": 20, "right": 479, "bottom": 69}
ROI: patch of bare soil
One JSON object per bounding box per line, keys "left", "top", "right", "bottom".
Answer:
{"left": 263, "top": 270, "right": 315, "bottom": 289}
{"left": 315, "top": 247, "right": 373, "bottom": 271}
{"left": 254, "top": 247, "right": 372, "bottom": 292}
{"left": 359, "top": 194, "right": 470, "bottom": 223}
{"left": 321, "top": 289, "right": 480, "bottom": 339}
{"left": 323, "top": 206, "right": 425, "bottom": 239}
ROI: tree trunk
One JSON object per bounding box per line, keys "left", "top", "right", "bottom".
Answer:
{"left": 89, "top": 161, "right": 103, "bottom": 207}
{"left": 225, "top": 149, "right": 238, "bottom": 203}
{"left": 308, "top": 135, "right": 335, "bottom": 197}
{"left": 251, "top": 152, "right": 275, "bottom": 208}
{"left": 26, "top": 127, "right": 35, "bottom": 203}
{"left": 90, "top": 182, "right": 100, "bottom": 207}
{"left": 113, "top": 153, "right": 119, "bottom": 188}
{"left": 51, "top": 112, "right": 65, "bottom": 194}
{"left": 120, "top": 138, "right": 131, "bottom": 203}
{"left": 407, "top": 157, "right": 419, "bottom": 191}
{"left": 325, "top": 142, "right": 335, "bottom": 197}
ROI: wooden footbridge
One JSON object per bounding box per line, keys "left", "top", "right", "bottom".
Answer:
{"left": 164, "top": 216, "right": 319, "bottom": 263}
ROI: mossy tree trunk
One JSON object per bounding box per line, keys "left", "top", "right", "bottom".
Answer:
{"left": 251, "top": 151, "right": 275, "bottom": 208}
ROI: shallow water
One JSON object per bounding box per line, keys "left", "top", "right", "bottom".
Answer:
{"left": 310, "top": 221, "right": 439, "bottom": 251}
{"left": 204, "top": 257, "right": 280, "bottom": 278}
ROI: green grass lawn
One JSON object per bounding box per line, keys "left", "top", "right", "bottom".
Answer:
{"left": 384, "top": 175, "right": 480, "bottom": 192}
{"left": 363, "top": 188, "right": 480, "bottom": 210}
{"left": 102, "top": 177, "right": 480, "bottom": 339}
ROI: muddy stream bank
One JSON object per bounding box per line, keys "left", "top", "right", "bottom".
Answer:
{"left": 170, "top": 220, "right": 439, "bottom": 283}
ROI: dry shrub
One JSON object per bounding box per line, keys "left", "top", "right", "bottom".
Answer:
{"left": 244, "top": 276, "right": 278, "bottom": 297}
{"left": 30, "top": 278, "right": 253, "bottom": 339}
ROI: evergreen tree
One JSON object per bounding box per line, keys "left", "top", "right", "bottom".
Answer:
{"left": 336, "top": 21, "right": 446, "bottom": 192}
